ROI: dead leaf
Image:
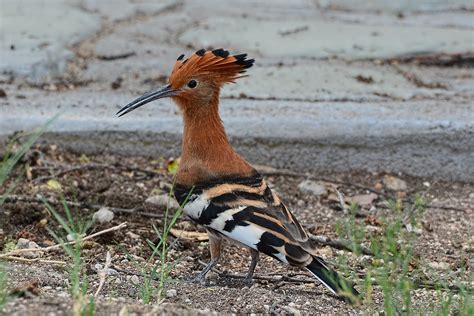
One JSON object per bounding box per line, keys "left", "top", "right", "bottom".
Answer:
{"left": 79, "top": 153, "right": 90, "bottom": 164}
{"left": 170, "top": 228, "right": 208, "bottom": 241}
{"left": 167, "top": 157, "right": 180, "bottom": 174}
{"left": 365, "top": 215, "right": 384, "bottom": 227}
{"left": 46, "top": 179, "right": 62, "bottom": 191}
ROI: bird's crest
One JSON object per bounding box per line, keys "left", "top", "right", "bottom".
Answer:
{"left": 169, "top": 48, "right": 254, "bottom": 87}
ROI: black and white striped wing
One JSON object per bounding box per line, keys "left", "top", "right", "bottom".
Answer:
{"left": 175, "top": 173, "right": 313, "bottom": 265}
{"left": 174, "top": 173, "right": 360, "bottom": 298}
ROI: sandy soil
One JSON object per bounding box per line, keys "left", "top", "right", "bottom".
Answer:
{"left": 0, "top": 144, "right": 472, "bottom": 315}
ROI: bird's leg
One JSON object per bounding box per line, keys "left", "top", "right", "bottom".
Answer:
{"left": 191, "top": 231, "right": 222, "bottom": 285}
{"left": 243, "top": 248, "right": 259, "bottom": 286}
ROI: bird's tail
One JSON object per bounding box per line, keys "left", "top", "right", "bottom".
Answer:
{"left": 306, "top": 256, "right": 360, "bottom": 302}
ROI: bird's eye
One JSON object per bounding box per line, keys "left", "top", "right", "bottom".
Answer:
{"left": 187, "top": 79, "right": 198, "bottom": 89}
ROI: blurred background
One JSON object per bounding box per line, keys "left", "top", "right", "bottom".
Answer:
{"left": 1, "top": 0, "right": 473, "bottom": 180}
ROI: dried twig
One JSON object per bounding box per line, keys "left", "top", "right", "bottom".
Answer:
{"left": 95, "top": 251, "right": 112, "bottom": 297}
{"left": 0, "top": 256, "right": 66, "bottom": 265}
{"left": 110, "top": 265, "right": 144, "bottom": 278}
{"left": 1, "top": 195, "right": 163, "bottom": 218}
{"left": 310, "top": 235, "right": 374, "bottom": 256}
{"left": 32, "top": 162, "right": 162, "bottom": 183}
{"left": 0, "top": 222, "right": 127, "bottom": 258}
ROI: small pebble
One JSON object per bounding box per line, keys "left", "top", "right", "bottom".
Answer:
{"left": 374, "top": 182, "right": 383, "bottom": 191}
{"left": 130, "top": 275, "right": 140, "bottom": 285}
{"left": 145, "top": 194, "right": 179, "bottom": 209}
{"left": 428, "top": 261, "right": 449, "bottom": 271}
{"left": 126, "top": 231, "right": 140, "bottom": 240}
{"left": 383, "top": 175, "right": 407, "bottom": 191}
{"left": 16, "top": 238, "right": 42, "bottom": 259}
{"left": 93, "top": 207, "right": 114, "bottom": 224}
{"left": 365, "top": 225, "right": 381, "bottom": 234}
{"left": 66, "top": 233, "right": 85, "bottom": 242}
{"left": 94, "top": 263, "right": 103, "bottom": 271}
{"left": 166, "top": 289, "right": 177, "bottom": 298}
{"left": 297, "top": 180, "right": 327, "bottom": 197}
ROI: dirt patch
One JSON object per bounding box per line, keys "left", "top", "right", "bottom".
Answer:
{"left": 1, "top": 144, "right": 473, "bottom": 314}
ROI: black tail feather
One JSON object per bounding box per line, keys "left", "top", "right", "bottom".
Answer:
{"left": 306, "top": 257, "right": 360, "bottom": 302}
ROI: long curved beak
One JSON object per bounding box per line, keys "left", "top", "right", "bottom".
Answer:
{"left": 116, "top": 84, "right": 179, "bottom": 117}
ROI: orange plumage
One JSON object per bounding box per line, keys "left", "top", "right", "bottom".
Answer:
{"left": 117, "top": 49, "right": 360, "bottom": 302}
{"left": 167, "top": 49, "right": 255, "bottom": 186}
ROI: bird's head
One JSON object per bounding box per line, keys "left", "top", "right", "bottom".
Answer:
{"left": 117, "top": 48, "right": 254, "bottom": 117}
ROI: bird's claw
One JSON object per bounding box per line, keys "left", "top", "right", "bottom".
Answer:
{"left": 243, "top": 276, "right": 254, "bottom": 287}
{"left": 186, "top": 274, "right": 207, "bottom": 286}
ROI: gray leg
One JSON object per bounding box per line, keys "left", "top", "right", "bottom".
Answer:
{"left": 243, "top": 249, "right": 259, "bottom": 285}
{"left": 192, "top": 231, "right": 222, "bottom": 285}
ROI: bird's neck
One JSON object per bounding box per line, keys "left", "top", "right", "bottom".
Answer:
{"left": 177, "top": 97, "right": 254, "bottom": 186}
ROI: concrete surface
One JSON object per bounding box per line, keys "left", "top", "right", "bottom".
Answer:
{"left": 1, "top": 0, "right": 473, "bottom": 181}
{"left": 0, "top": 0, "right": 101, "bottom": 83}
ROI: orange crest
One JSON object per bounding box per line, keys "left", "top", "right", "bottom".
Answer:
{"left": 168, "top": 48, "right": 254, "bottom": 88}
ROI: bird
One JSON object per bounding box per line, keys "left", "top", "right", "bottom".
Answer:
{"left": 117, "top": 48, "right": 360, "bottom": 302}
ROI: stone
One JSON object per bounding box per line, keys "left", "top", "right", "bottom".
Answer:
{"left": 126, "top": 231, "right": 140, "bottom": 240}
{"left": 283, "top": 304, "right": 301, "bottom": 316}
{"left": 428, "top": 261, "right": 450, "bottom": 271}
{"left": 383, "top": 175, "right": 408, "bottom": 191}
{"left": 145, "top": 194, "right": 179, "bottom": 209}
{"left": 297, "top": 180, "right": 327, "bottom": 197}
{"left": 365, "top": 225, "right": 382, "bottom": 234}
{"left": 166, "top": 289, "right": 177, "bottom": 298}
{"left": 16, "top": 238, "right": 42, "bottom": 259}
{"left": 347, "top": 193, "right": 378, "bottom": 206}
{"left": 318, "top": 246, "right": 334, "bottom": 258}
{"left": 66, "top": 233, "right": 85, "bottom": 242}
{"left": 92, "top": 207, "right": 114, "bottom": 224}
{"left": 130, "top": 275, "right": 140, "bottom": 285}
{"left": 462, "top": 236, "right": 474, "bottom": 253}
{"left": 17, "top": 238, "right": 30, "bottom": 249}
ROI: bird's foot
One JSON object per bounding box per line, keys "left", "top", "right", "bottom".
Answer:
{"left": 186, "top": 273, "right": 207, "bottom": 286}
{"left": 243, "top": 276, "right": 254, "bottom": 287}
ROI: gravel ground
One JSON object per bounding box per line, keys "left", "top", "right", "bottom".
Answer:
{"left": 1, "top": 145, "right": 472, "bottom": 315}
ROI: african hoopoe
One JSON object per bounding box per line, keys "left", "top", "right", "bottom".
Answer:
{"left": 117, "top": 48, "right": 359, "bottom": 301}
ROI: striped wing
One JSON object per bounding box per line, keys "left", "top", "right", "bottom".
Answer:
{"left": 174, "top": 172, "right": 314, "bottom": 265}
{"left": 175, "top": 172, "right": 361, "bottom": 298}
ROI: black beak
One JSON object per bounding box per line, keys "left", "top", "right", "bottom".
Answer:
{"left": 116, "top": 84, "right": 179, "bottom": 117}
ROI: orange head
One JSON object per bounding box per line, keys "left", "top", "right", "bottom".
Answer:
{"left": 117, "top": 48, "right": 254, "bottom": 117}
